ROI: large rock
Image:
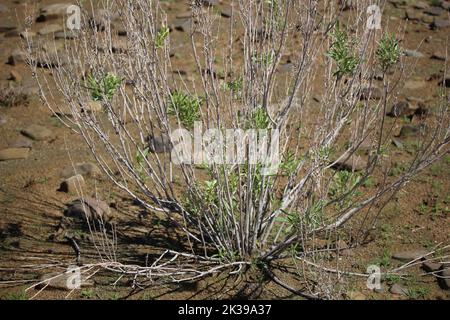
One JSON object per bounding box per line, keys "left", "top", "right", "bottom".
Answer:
{"left": 0, "top": 148, "right": 30, "bottom": 161}
{"left": 430, "top": 19, "right": 450, "bottom": 29}
{"left": 65, "top": 197, "right": 113, "bottom": 222}
{"left": 0, "top": 115, "right": 7, "bottom": 126}
{"left": 38, "top": 24, "right": 63, "bottom": 35}
{"left": 398, "top": 124, "right": 427, "bottom": 138}
{"left": 61, "top": 162, "right": 102, "bottom": 179}
{"left": 7, "top": 49, "right": 27, "bottom": 66}
{"left": 359, "top": 87, "right": 383, "bottom": 100}
{"left": 439, "top": 76, "right": 450, "bottom": 87}
{"left": 59, "top": 175, "right": 85, "bottom": 194}
{"left": 21, "top": 125, "right": 55, "bottom": 141}
{"left": 389, "top": 284, "right": 408, "bottom": 296}
{"left": 37, "top": 4, "right": 72, "bottom": 22}
{"left": 422, "top": 261, "right": 442, "bottom": 273}
{"left": 332, "top": 152, "right": 367, "bottom": 172}
{"left": 387, "top": 101, "right": 413, "bottom": 117}
{"left": 9, "top": 137, "right": 33, "bottom": 149}
{"left": 438, "top": 267, "right": 450, "bottom": 290}
{"left": 392, "top": 249, "right": 429, "bottom": 262}
{"left": 148, "top": 135, "right": 172, "bottom": 154}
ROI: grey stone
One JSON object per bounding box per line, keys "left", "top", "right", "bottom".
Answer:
{"left": 392, "top": 249, "right": 429, "bottom": 262}
{"left": 424, "top": 7, "right": 444, "bottom": 16}
{"left": 0, "top": 148, "right": 30, "bottom": 161}
{"left": 387, "top": 101, "right": 413, "bottom": 117}
{"left": 398, "top": 124, "right": 427, "bottom": 138}
{"left": 7, "top": 49, "right": 27, "bottom": 66}
{"left": 221, "top": 8, "right": 233, "bottom": 18}
{"left": 405, "top": 9, "right": 422, "bottom": 21}
{"left": 404, "top": 49, "right": 425, "bottom": 58}
{"left": 431, "top": 51, "right": 447, "bottom": 61}
{"left": 0, "top": 23, "right": 16, "bottom": 33}
{"left": 54, "top": 30, "right": 79, "bottom": 40}
{"left": 332, "top": 153, "right": 367, "bottom": 172}
{"left": 422, "top": 261, "right": 442, "bottom": 273}
{"left": 38, "top": 24, "right": 63, "bottom": 35}
{"left": 438, "top": 267, "right": 450, "bottom": 290}
{"left": 405, "top": 79, "right": 426, "bottom": 90}
{"left": 21, "top": 125, "right": 54, "bottom": 141}
{"left": 439, "top": 76, "right": 450, "bottom": 87}
{"left": 9, "top": 137, "right": 33, "bottom": 149}
{"left": 173, "top": 18, "right": 194, "bottom": 33}
{"left": 390, "top": 284, "right": 409, "bottom": 296}
{"left": 413, "top": 1, "right": 429, "bottom": 9}
{"left": 37, "top": 4, "right": 72, "bottom": 22}
{"left": 65, "top": 197, "right": 113, "bottom": 222}
{"left": 148, "top": 135, "right": 172, "bottom": 154}
{"left": 430, "top": 19, "right": 450, "bottom": 29}
{"left": 61, "top": 163, "right": 102, "bottom": 179}
{"left": 59, "top": 175, "right": 85, "bottom": 194}
{"left": 359, "top": 87, "right": 383, "bottom": 100}
{"left": 0, "top": 4, "right": 9, "bottom": 13}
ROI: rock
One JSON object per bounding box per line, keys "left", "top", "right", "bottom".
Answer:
{"left": 173, "top": 18, "right": 194, "bottom": 33}
{"left": 398, "top": 124, "right": 427, "bottom": 138}
{"left": 148, "top": 135, "right": 172, "bottom": 154}
{"left": 405, "top": 79, "right": 426, "bottom": 90}
{"left": 431, "top": 51, "right": 447, "bottom": 61}
{"left": 21, "top": 125, "right": 54, "bottom": 142}
{"left": 430, "top": 19, "right": 450, "bottom": 29}
{"left": 7, "top": 49, "right": 27, "bottom": 66}
{"left": 424, "top": 7, "right": 444, "bottom": 16}
{"left": 404, "top": 49, "right": 425, "bottom": 58}
{"left": 37, "top": 4, "right": 72, "bottom": 22}
{"left": 438, "top": 267, "right": 450, "bottom": 290}
{"left": 9, "top": 137, "right": 33, "bottom": 149}
{"left": 347, "top": 291, "right": 366, "bottom": 300}
{"left": 422, "top": 261, "right": 442, "bottom": 273}
{"left": 201, "top": 0, "right": 219, "bottom": 6}
{"left": 59, "top": 175, "right": 85, "bottom": 194}
{"left": 0, "top": 4, "right": 8, "bottom": 13}
{"left": 387, "top": 101, "right": 413, "bottom": 117}
{"left": 392, "top": 249, "right": 429, "bottom": 262}
{"left": 89, "top": 9, "right": 119, "bottom": 31}
{"left": 19, "top": 30, "right": 37, "bottom": 40}
{"left": 392, "top": 138, "right": 404, "bottom": 149}
{"left": 422, "top": 15, "right": 435, "bottom": 24}
{"left": 390, "top": 284, "right": 409, "bottom": 296}
{"left": 61, "top": 163, "right": 102, "bottom": 179}
{"left": 359, "top": 87, "right": 383, "bottom": 100}
{"left": 38, "top": 24, "right": 63, "bottom": 35}
{"left": 65, "top": 197, "right": 113, "bottom": 222}
{"left": 405, "top": 9, "right": 422, "bottom": 21}
{"left": 0, "top": 86, "right": 29, "bottom": 107}
{"left": 413, "top": 102, "right": 429, "bottom": 117}
{"left": 37, "top": 272, "right": 93, "bottom": 291}
{"left": 442, "top": 1, "right": 450, "bottom": 10}
{"left": 0, "top": 115, "right": 7, "bottom": 126}
{"left": 0, "top": 148, "right": 30, "bottom": 161}
{"left": 439, "top": 76, "right": 450, "bottom": 87}
{"left": 83, "top": 101, "right": 103, "bottom": 113}
{"left": 54, "top": 30, "right": 79, "bottom": 40}
{"left": 332, "top": 153, "right": 367, "bottom": 172}
{"left": 221, "top": 8, "right": 233, "bottom": 18}
{"left": 8, "top": 70, "right": 22, "bottom": 82}
{"left": 279, "top": 62, "right": 294, "bottom": 73}
{"left": 0, "top": 23, "right": 16, "bottom": 33}
{"left": 413, "top": 2, "right": 429, "bottom": 9}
